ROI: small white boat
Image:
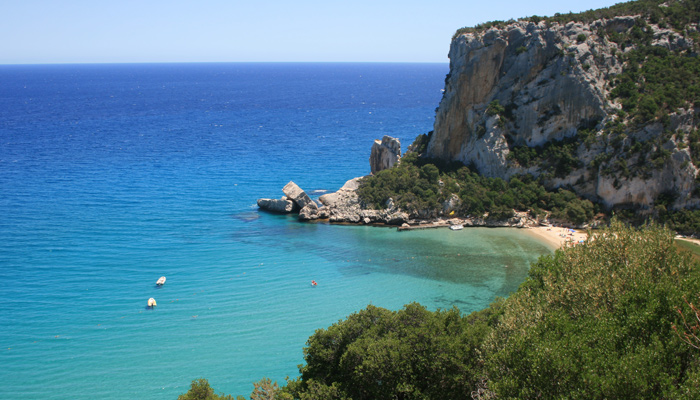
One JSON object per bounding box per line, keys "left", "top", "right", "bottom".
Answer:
{"left": 147, "top": 298, "right": 157, "bottom": 307}
{"left": 156, "top": 276, "right": 166, "bottom": 286}
{"left": 449, "top": 224, "right": 464, "bottom": 231}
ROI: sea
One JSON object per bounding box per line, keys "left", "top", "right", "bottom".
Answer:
{"left": 0, "top": 63, "right": 553, "bottom": 399}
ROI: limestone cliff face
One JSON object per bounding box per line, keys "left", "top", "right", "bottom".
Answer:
{"left": 427, "top": 16, "right": 699, "bottom": 210}
{"left": 370, "top": 136, "right": 401, "bottom": 175}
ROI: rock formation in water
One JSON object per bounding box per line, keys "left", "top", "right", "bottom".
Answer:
{"left": 256, "top": 133, "right": 547, "bottom": 228}
{"left": 256, "top": 197, "right": 297, "bottom": 213}
{"left": 257, "top": 136, "right": 413, "bottom": 225}
{"left": 256, "top": 181, "right": 311, "bottom": 214}
{"left": 426, "top": 14, "right": 699, "bottom": 211}
{"left": 369, "top": 136, "right": 401, "bottom": 174}
{"left": 283, "top": 181, "right": 318, "bottom": 211}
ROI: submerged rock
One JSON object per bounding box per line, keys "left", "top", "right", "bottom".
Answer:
{"left": 283, "top": 181, "right": 318, "bottom": 211}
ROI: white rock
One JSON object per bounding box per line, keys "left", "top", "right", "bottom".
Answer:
{"left": 369, "top": 136, "right": 401, "bottom": 174}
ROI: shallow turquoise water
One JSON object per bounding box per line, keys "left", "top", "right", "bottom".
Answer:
{"left": 0, "top": 63, "right": 553, "bottom": 399}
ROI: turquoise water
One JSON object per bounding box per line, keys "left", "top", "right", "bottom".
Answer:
{"left": 0, "top": 63, "right": 552, "bottom": 399}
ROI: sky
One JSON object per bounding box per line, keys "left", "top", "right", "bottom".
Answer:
{"left": 1, "top": 0, "right": 625, "bottom": 64}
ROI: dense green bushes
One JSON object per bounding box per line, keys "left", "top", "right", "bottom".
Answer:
{"left": 482, "top": 221, "right": 700, "bottom": 398}
{"left": 283, "top": 303, "right": 495, "bottom": 400}
{"left": 356, "top": 153, "right": 443, "bottom": 216}
{"left": 455, "top": 0, "right": 700, "bottom": 37}
{"left": 507, "top": 136, "right": 583, "bottom": 178}
{"left": 356, "top": 152, "right": 595, "bottom": 225}
{"left": 610, "top": 41, "right": 700, "bottom": 124}
{"left": 660, "top": 209, "right": 700, "bottom": 236}
{"left": 178, "top": 379, "right": 236, "bottom": 400}
{"left": 526, "top": 0, "right": 700, "bottom": 30}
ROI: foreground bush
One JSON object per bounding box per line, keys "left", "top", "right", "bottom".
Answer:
{"left": 283, "top": 303, "right": 497, "bottom": 400}
{"left": 483, "top": 221, "right": 700, "bottom": 398}
{"left": 178, "top": 378, "right": 236, "bottom": 400}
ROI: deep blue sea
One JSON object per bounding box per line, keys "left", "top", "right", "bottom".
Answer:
{"left": 0, "top": 63, "right": 552, "bottom": 399}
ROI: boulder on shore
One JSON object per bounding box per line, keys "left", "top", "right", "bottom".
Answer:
{"left": 384, "top": 211, "right": 410, "bottom": 225}
{"left": 319, "top": 177, "right": 363, "bottom": 208}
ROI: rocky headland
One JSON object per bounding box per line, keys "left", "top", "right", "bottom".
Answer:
{"left": 256, "top": 145, "right": 414, "bottom": 227}
{"left": 257, "top": 135, "right": 541, "bottom": 229}
{"left": 257, "top": 176, "right": 540, "bottom": 229}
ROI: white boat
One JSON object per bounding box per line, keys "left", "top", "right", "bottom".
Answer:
{"left": 156, "top": 276, "right": 166, "bottom": 286}
{"left": 147, "top": 298, "right": 157, "bottom": 307}
{"left": 449, "top": 224, "right": 464, "bottom": 231}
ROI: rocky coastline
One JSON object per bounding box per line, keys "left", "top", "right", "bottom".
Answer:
{"left": 257, "top": 177, "right": 542, "bottom": 229}
{"left": 257, "top": 136, "right": 544, "bottom": 230}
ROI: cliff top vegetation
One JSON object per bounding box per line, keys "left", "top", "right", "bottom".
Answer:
{"left": 455, "top": 0, "right": 700, "bottom": 37}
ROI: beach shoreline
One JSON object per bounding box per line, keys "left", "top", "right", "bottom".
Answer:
{"left": 520, "top": 226, "right": 589, "bottom": 250}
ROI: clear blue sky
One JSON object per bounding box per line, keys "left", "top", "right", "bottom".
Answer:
{"left": 1, "top": 0, "right": 624, "bottom": 64}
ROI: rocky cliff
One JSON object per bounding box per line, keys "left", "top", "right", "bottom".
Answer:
{"left": 427, "top": 12, "right": 699, "bottom": 211}
{"left": 369, "top": 136, "right": 401, "bottom": 175}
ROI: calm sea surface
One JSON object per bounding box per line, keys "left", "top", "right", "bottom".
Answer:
{"left": 0, "top": 63, "right": 552, "bottom": 399}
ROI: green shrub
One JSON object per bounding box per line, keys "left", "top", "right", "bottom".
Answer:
{"left": 178, "top": 379, "right": 238, "bottom": 400}
{"left": 486, "top": 100, "right": 505, "bottom": 117}
{"left": 408, "top": 132, "right": 432, "bottom": 154}
{"left": 483, "top": 221, "right": 700, "bottom": 398}
{"left": 288, "top": 302, "right": 497, "bottom": 400}
{"left": 507, "top": 136, "right": 582, "bottom": 178}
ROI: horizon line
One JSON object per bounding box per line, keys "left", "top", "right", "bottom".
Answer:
{"left": 0, "top": 60, "right": 449, "bottom": 67}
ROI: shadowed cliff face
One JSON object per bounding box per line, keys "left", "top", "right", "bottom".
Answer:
{"left": 427, "top": 17, "right": 699, "bottom": 211}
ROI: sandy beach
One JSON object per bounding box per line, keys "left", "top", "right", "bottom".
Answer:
{"left": 524, "top": 226, "right": 589, "bottom": 250}
{"left": 676, "top": 236, "right": 700, "bottom": 246}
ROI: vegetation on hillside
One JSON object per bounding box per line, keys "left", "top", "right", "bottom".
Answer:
{"left": 607, "top": 19, "right": 700, "bottom": 124}
{"left": 482, "top": 221, "right": 700, "bottom": 398}
{"left": 358, "top": 136, "right": 700, "bottom": 233}
{"left": 178, "top": 378, "right": 283, "bottom": 400}
{"left": 356, "top": 151, "right": 596, "bottom": 225}
{"left": 455, "top": 0, "right": 700, "bottom": 37}
{"left": 183, "top": 222, "right": 700, "bottom": 399}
